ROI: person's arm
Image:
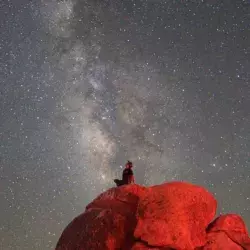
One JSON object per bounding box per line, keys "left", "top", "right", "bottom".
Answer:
{"left": 128, "top": 169, "right": 135, "bottom": 184}
{"left": 130, "top": 174, "right": 135, "bottom": 183}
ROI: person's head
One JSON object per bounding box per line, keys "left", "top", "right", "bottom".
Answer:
{"left": 125, "top": 161, "right": 133, "bottom": 168}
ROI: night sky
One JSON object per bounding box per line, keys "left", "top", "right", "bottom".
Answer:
{"left": 1, "top": 0, "right": 250, "bottom": 249}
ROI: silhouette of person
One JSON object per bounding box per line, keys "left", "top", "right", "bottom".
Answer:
{"left": 114, "top": 161, "right": 135, "bottom": 187}
{"left": 122, "top": 161, "right": 135, "bottom": 184}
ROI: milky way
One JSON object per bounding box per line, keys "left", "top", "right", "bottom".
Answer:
{"left": 1, "top": 0, "right": 250, "bottom": 249}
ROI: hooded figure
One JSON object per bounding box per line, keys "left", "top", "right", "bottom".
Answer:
{"left": 114, "top": 161, "right": 135, "bottom": 187}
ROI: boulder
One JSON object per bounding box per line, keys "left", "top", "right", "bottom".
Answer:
{"left": 134, "top": 182, "right": 217, "bottom": 249}
{"left": 55, "top": 181, "right": 250, "bottom": 250}
{"left": 56, "top": 184, "right": 146, "bottom": 250}
{"left": 204, "top": 214, "right": 250, "bottom": 250}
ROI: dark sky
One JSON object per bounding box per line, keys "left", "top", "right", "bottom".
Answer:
{"left": 1, "top": 0, "right": 250, "bottom": 249}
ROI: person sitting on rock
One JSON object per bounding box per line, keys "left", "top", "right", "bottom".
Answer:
{"left": 122, "top": 161, "right": 135, "bottom": 184}
{"left": 114, "top": 161, "right": 135, "bottom": 186}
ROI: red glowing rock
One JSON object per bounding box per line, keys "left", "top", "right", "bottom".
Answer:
{"left": 55, "top": 208, "right": 128, "bottom": 250}
{"left": 131, "top": 242, "right": 173, "bottom": 250}
{"left": 55, "top": 181, "right": 250, "bottom": 250}
{"left": 134, "top": 182, "right": 217, "bottom": 249}
{"left": 56, "top": 184, "right": 146, "bottom": 250}
{"left": 203, "top": 214, "right": 250, "bottom": 250}
{"left": 86, "top": 184, "right": 147, "bottom": 216}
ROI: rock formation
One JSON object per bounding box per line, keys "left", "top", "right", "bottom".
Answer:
{"left": 55, "top": 181, "right": 250, "bottom": 250}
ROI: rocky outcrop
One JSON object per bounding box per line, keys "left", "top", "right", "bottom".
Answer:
{"left": 55, "top": 181, "right": 250, "bottom": 250}
{"left": 204, "top": 214, "right": 250, "bottom": 250}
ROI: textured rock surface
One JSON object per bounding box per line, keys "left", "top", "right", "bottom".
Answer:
{"left": 204, "top": 214, "right": 250, "bottom": 250}
{"left": 134, "top": 182, "right": 217, "bottom": 249}
{"left": 56, "top": 184, "right": 146, "bottom": 250}
{"left": 55, "top": 181, "right": 250, "bottom": 250}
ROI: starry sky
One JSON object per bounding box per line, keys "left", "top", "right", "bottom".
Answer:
{"left": 0, "top": 0, "right": 250, "bottom": 249}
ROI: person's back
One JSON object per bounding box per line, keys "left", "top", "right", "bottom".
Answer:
{"left": 122, "top": 161, "right": 134, "bottom": 184}
{"left": 114, "top": 160, "right": 135, "bottom": 186}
